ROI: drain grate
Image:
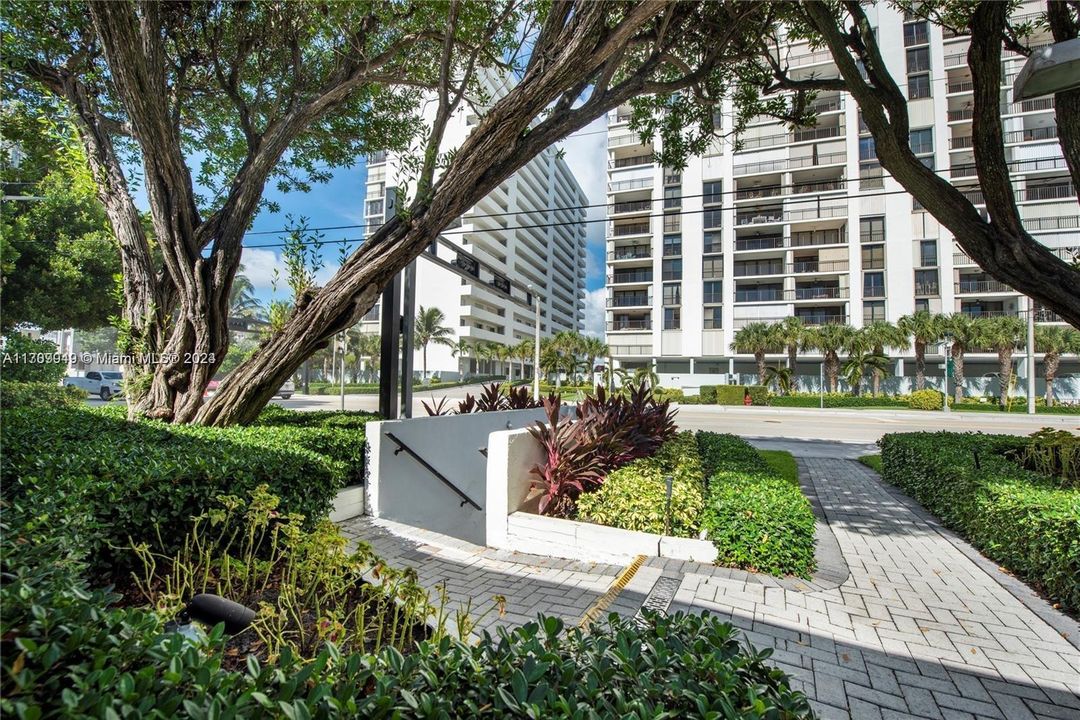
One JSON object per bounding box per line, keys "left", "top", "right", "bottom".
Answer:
{"left": 635, "top": 576, "right": 681, "bottom": 622}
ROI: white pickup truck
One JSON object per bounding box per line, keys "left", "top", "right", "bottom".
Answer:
{"left": 64, "top": 370, "right": 124, "bottom": 400}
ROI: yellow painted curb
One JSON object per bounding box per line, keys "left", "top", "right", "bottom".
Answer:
{"left": 578, "top": 554, "right": 646, "bottom": 628}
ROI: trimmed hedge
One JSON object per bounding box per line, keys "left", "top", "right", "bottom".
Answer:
{"left": 697, "top": 432, "right": 817, "bottom": 578}
{"left": 698, "top": 385, "right": 768, "bottom": 405}
{"left": 576, "top": 431, "right": 704, "bottom": 536}
{"left": 879, "top": 432, "right": 1080, "bottom": 614}
{"left": 1, "top": 380, "right": 87, "bottom": 409}
{"left": 0, "top": 405, "right": 370, "bottom": 575}
{"left": 0, "top": 520, "right": 811, "bottom": 720}
{"left": 907, "top": 388, "right": 944, "bottom": 410}
{"left": 769, "top": 392, "right": 909, "bottom": 408}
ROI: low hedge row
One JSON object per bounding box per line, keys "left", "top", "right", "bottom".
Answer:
{"left": 0, "top": 520, "right": 811, "bottom": 719}
{"left": 697, "top": 432, "right": 817, "bottom": 578}
{"left": 0, "top": 404, "right": 372, "bottom": 576}
{"left": 576, "top": 431, "right": 704, "bottom": 536}
{"left": 768, "top": 393, "right": 909, "bottom": 409}
{"left": 0, "top": 381, "right": 87, "bottom": 409}
{"left": 879, "top": 432, "right": 1080, "bottom": 614}
{"left": 699, "top": 385, "right": 768, "bottom": 405}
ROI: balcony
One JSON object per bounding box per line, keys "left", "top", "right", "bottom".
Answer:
{"left": 608, "top": 270, "right": 653, "bottom": 285}
{"left": 610, "top": 222, "right": 650, "bottom": 237}
{"left": 734, "top": 151, "right": 846, "bottom": 177}
{"left": 1026, "top": 215, "right": 1079, "bottom": 232}
{"left": 365, "top": 150, "right": 388, "bottom": 164}
{"left": 609, "top": 153, "right": 655, "bottom": 169}
{"left": 608, "top": 177, "right": 653, "bottom": 193}
{"left": 1010, "top": 97, "right": 1055, "bottom": 114}
{"left": 797, "top": 313, "right": 849, "bottom": 326}
{"left": 956, "top": 279, "right": 1012, "bottom": 293}
{"left": 610, "top": 199, "right": 652, "bottom": 215}
{"left": 791, "top": 259, "right": 848, "bottom": 274}
{"left": 948, "top": 108, "right": 974, "bottom": 122}
{"left": 734, "top": 235, "right": 785, "bottom": 252}
{"left": 947, "top": 79, "right": 974, "bottom": 94}
{"left": 808, "top": 98, "right": 844, "bottom": 114}
{"left": 792, "top": 179, "right": 845, "bottom": 195}
{"left": 736, "top": 209, "right": 784, "bottom": 226}
{"left": 953, "top": 252, "right": 976, "bottom": 266}
{"left": 786, "top": 203, "right": 847, "bottom": 222}
{"left": 782, "top": 46, "right": 833, "bottom": 67}
{"left": 733, "top": 262, "right": 784, "bottom": 277}
{"left": 735, "top": 288, "right": 784, "bottom": 303}
{"left": 794, "top": 286, "right": 847, "bottom": 300}
{"left": 703, "top": 240, "right": 724, "bottom": 255}
{"left": 862, "top": 285, "right": 886, "bottom": 299}
{"left": 608, "top": 318, "right": 652, "bottom": 331}
{"left": 951, "top": 155, "right": 1067, "bottom": 178}
{"left": 914, "top": 281, "right": 940, "bottom": 296}
{"left": 608, "top": 133, "right": 647, "bottom": 148}
{"left": 791, "top": 228, "right": 844, "bottom": 247}
{"left": 607, "top": 245, "right": 651, "bottom": 261}
{"left": 703, "top": 292, "right": 724, "bottom": 304}
{"left": 664, "top": 172, "right": 682, "bottom": 185}
{"left": 1004, "top": 126, "right": 1058, "bottom": 144}
{"left": 793, "top": 125, "right": 844, "bottom": 144}
{"left": 1023, "top": 183, "right": 1075, "bottom": 201}
{"left": 735, "top": 185, "right": 783, "bottom": 201}
{"left": 607, "top": 293, "right": 651, "bottom": 308}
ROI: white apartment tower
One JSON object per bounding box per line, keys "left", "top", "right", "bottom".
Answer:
{"left": 604, "top": 1, "right": 1077, "bottom": 390}
{"left": 364, "top": 73, "right": 588, "bottom": 380}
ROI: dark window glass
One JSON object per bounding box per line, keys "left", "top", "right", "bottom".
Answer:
{"left": 703, "top": 181, "right": 723, "bottom": 205}
{"left": 860, "top": 216, "right": 885, "bottom": 244}
{"left": 908, "top": 73, "right": 931, "bottom": 99}
{"left": 663, "top": 307, "right": 681, "bottom": 330}
{"left": 906, "top": 47, "right": 930, "bottom": 73}
{"left": 662, "top": 283, "right": 681, "bottom": 306}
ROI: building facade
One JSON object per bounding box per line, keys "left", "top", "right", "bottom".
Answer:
{"left": 363, "top": 73, "right": 588, "bottom": 380}
{"left": 604, "top": 2, "right": 1078, "bottom": 394}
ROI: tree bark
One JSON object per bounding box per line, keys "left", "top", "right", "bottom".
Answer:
{"left": 826, "top": 352, "right": 839, "bottom": 393}
{"left": 1044, "top": 351, "right": 1060, "bottom": 406}
{"left": 802, "top": 2, "right": 1080, "bottom": 329}
{"left": 756, "top": 352, "right": 766, "bottom": 384}
{"left": 998, "top": 349, "right": 1012, "bottom": 408}
{"left": 952, "top": 345, "right": 966, "bottom": 404}
{"left": 914, "top": 341, "right": 926, "bottom": 391}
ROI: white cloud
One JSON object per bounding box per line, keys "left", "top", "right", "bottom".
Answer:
{"left": 582, "top": 287, "right": 606, "bottom": 338}
{"left": 239, "top": 248, "right": 280, "bottom": 293}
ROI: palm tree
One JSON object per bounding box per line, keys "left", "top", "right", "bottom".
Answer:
{"left": 632, "top": 365, "right": 659, "bottom": 389}
{"left": 842, "top": 349, "right": 891, "bottom": 396}
{"left": 771, "top": 316, "right": 805, "bottom": 381}
{"left": 229, "top": 265, "right": 262, "bottom": 319}
{"left": 414, "top": 306, "right": 455, "bottom": 380}
{"left": 493, "top": 343, "right": 513, "bottom": 382}
{"left": 512, "top": 340, "right": 534, "bottom": 383}
{"left": 581, "top": 336, "right": 608, "bottom": 388}
{"left": 763, "top": 364, "right": 795, "bottom": 395}
{"left": 975, "top": 315, "right": 1024, "bottom": 408}
{"left": 549, "top": 331, "right": 584, "bottom": 388}
{"left": 473, "top": 341, "right": 496, "bottom": 377}
{"left": 859, "top": 321, "right": 906, "bottom": 396}
{"left": 897, "top": 311, "right": 942, "bottom": 391}
{"left": 450, "top": 338, "right": 473, "bottom": 377}
{"left": 1035, "top": 325, "right": 1080, "bottom": 407}
{"left": 804, "top": 323, "right": 854, "bottom": 393}
{"left": 942, "top": 313, "right": 980, "bottom": 404}
{"left": 732, "top": 322, "right": 774, "bottom": 383}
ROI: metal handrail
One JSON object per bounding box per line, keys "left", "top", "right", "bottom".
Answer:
{"left": 385, "top": 432, "right": 482, "bottom": 510}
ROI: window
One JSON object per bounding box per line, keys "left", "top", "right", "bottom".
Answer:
{"left": 664, "top": 186, "right": 682, "bottom": 209}
{"left": 863, "top": 301, "right": 886, "bottom": 324}
{"left": 663, "top": 214, "right": 681, "bottom": 233}
{"left": 919, "top": 240, "right": 938, "bottom": 267}
{"left": 703, "top": 231, "right": 723, "bottom": 254}
{"left": 662, "top": 283, "right": 681, "bottom": 306}
{"left": 87, "top": 372, "right": 101, "bottom": 381}
{"left": 703, "top": 280, "right": 723, "bottom": 304}
{"left": 859, "top": 161, "right": 883, "bottom": 189}
{"left": 908, "top": 73, "right": 931, "bottom": 99}
{"left": 906, "top": 47, "right": 930, "bottom": 74}
{"left": 365, "top": 198, "right": 384, "bottom": 216}
{"left": 860, "top": 216, "right": 885, "bottom": 244}
{"left": 914, "top": 269, "right": 939, "bottom": 295}
{"left": 859, "top": 137, "right": 877, "bottom": 161}
{"left": 702, "top": 208, "right": 723, "bottom": 229}
{"left": 915, "top": 298, "right": 930, "bottom": 313}
{"left": 863, "top": 272, "right": 886, "bottom": 298}
{"left": 704, "top": 306, "right": 723, "bottom": 329}
{"left": 904, "top": 21, "right": 928, "bottom": 47}
{"left": 663, "top": 235, "right": 682, "bottom": 256}
{"left": 909, "top": 128, "right": 934, "bottom": 155}
{"left": 662, "top": 258, "right": 682, "bottom": 280}
{"left": 703, "top": 181, "right": 723, "bottom": 205}
{"left": 861, "top": 244, "right": 885, "bottom": 269}
{"left": 663, "top": 307, "right": 681, "bottom": 330}
{"left": 702, "top": 257, "right": 723, "bottom": 279}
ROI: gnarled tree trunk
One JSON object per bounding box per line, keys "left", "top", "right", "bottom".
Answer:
{"left": 1044, "top": 351, "right": 1060, "bottom": 406}
{"left": 952, "top": 345, "right": 966, "bottom": 404}
{"left": 914, "top": 341, "right": 926, "bottom": 391}
{"left": 998, "top": 348, "right": 1013, "bottom": 409}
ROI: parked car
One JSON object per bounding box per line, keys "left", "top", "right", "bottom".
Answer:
{"left": 203, "top": 378, "right": 293, "bottom": 400}
{"left": 64, "top": 370, "right": 124, "bottom": 400}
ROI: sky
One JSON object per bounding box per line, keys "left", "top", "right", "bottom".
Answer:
{"left": 232, "top": 118, "right": 611, "bottom": 337}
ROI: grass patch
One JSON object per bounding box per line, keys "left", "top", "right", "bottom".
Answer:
{"left": 759, "top": 450, "right": 798, "bottom": 486}
{"left": 858, "top": 454, "right": 883, "bottom": 473}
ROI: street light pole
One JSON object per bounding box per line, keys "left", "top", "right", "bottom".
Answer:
{"left": 528, "top": 284, "right": 541, "bottom": 401}
{"left": 1024, "top": 298, "right": 1036, "bottom": 415}
{"left": 943, "top": 333, "right": 952, "bottom": 413}
{"left": 819, "top": 361, "right": 824, "bottom": 409}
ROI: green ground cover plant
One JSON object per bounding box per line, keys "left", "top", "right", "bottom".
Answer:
{"left": 769, "top": 392, "right": 909, "bottom": 409}
{"left": 698, "top": 385, "right": 769, "bottom": 405}
{"left": 907, "top": 388, "right": 945, "bottom": 410}
{"left": 759, "top": 450, "right": 799, "bottom": 486}
{"left": 858, "top": 454, "right": 884, "bottom": 473}
{"left": 697, "top": 433, "right": 816, "bottom": 578}
{"left": 576, "top": 431, "right": 704, "bottom": 536}
{"left": 879, "top": 431, "right": 1080, "bottom": 613}
{"left": 0, "top": 380, "right": 86, "bottom": 409}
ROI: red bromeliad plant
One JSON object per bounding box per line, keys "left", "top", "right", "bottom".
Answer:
{"left": 528, "top": 396, "right": 603, "bottom": 516}
{"left": 528, "top": 382, "right": 677, "bottom": 515}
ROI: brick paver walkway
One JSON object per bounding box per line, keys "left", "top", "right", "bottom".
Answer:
{"left": 340, "top": 457, "right": 1080, "bottom": 719}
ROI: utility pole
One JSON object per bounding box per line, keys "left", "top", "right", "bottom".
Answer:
{"left": 1024, "top": 297, "right": 1036, "bottom": 414}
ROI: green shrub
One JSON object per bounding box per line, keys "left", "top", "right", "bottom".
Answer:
{"left": 709, "top": 385, "right": 769, "bottom": 405}
{"left": 652, "top": 386, "right": 684, "bottom": 403}
{"left": 907, "top": 388, "right": 944, "bottom": 410}
{"left": 1011, "top": 428, "right": 1080, "bottom": 488}
{"left": 576, "top": 432, "right": 704, "bottom": 536}
{"left": 879, "top": 432, "right": 1080, "bottom": 613}
{"left": 746, "top": 385, "right": 769, "bottom": 405}
{"left": 0, "top": 333, "right": 67, "bottom": 383}
{"left": 769, "top": 392, "right": 909, "bottom": 408}
{"left": 697, "top": 432, "right": 816, "bottom": 578}
{"left": 0, "top": 406, "right": 349, "bottom": 575}
{"left": 1, "top": 380, "right": 87, "bottom": 409}
{"left": 760, "top": 450, "right": 799, "bottom": 486}
{"left": 698, "top": 385, "right": 717, "bottom": 403}
{"left": 858, "top": 454, "right": 883, "bottom": 473}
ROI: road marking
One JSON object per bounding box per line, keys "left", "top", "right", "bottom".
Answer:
{"left": 578, "top": 554, "right": 646, "bottom": 628}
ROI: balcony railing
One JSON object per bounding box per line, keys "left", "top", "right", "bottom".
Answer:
{"left": 733, "top": 263, "right": 784, "bottom": 277}
{"left": 794, "top": 286, "right": 847, "bottom": 300}
{"left": 956, "top": 280, "right": 1012, "bottom": 293}
{"left": 947, "top": 79, "right": 974, "bottom": 94}
{"left": 735, "top": 185, "right": 783, "bottom": 200}
{"left": 949, "top": 135, "right": 973, "bottom": 149}
{"left": 782, "top": 47, "right": 833, "bottom": 67}
{"left": 914, "top": 282, "right": 940, "bottom": 296}
{"left": 365, "top": 150, "right": 388, "bottom": 164}
{"left": 1011, "top": 97, "right": 1054, "bottom": 114}
{"left": 951, "top": 155, "right": 1067, "bottom": 178}
{"left": 733, "top": 151, "right": 846, "bottom": 177}
{"left": 734, "top": 235, "right": 785, "bottom": 251}
{"left": 862, "top": 285, "right": 886, "bottom": 299}
{"left": 607, "top": 294, "right": 651, "bottom": 307}
{"left": 808, "top": 98, "right": 844, "bottom": 114}
{"left": 610, "top": 222, "right": 650, "bottom": 237}
{"left": 792, "top": 179, "right": 846, "bottom": 194}
{"left": 703, "top": 292, "right": 724, "bottom": 304}
{"left": 1025, "top": 215, "right": 1079, "bottom": 231}
{"left": 948, "top": 108, "right": 974, "bottom": 122}
{"left": 735, "top": 288, "right": 784, "bottom": 302}
{"left": 953, "top": 252, "right": 976, "bottom": 266}
{"left": 791, "top": 229, "right": 844, "bottom": 247}
{"left": 608, "top": 177, "right": 653, "bottom": 193}
{"left": 608, "top": 271, "right": 653, "bottom": 284}
{"left": 797, "top": 313, "right": 849, "bottom": 326}
{"left": 608, "top": 246, "right": 651, "bottom": 261}
{"left": 1023, "top": 183, "right": 1075, "bottom": 201}
{"left": 1004, "top": 126, "right": 1058, "bottom": 144}
{"left": 610, "top": 200, "right": 652, "bottom": 214}
{"left": 791, "top": 259, "right": 848, "bottom": 274}
{"left": 793, "top": 125, "right": 844, "bottom": 143}
{"left": 703, "top": 241, "right": 724, "bottom": 255}
{"left": 610, "top": 153, "right": 655, "bottom": 169}
{"left": 736, "top": 210, "right": 784, "bottom": 226}
{"left": 607, "top": 133, "right": 646, "bottom": 148}
{"left": 944, "top": 51, "right": 967, "bottom": 68}
{"left": 608, "top": 319, "right": 652, "bottom": 331}
{"left": 786, "top": 204, "right": 847, "bottom": 222}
